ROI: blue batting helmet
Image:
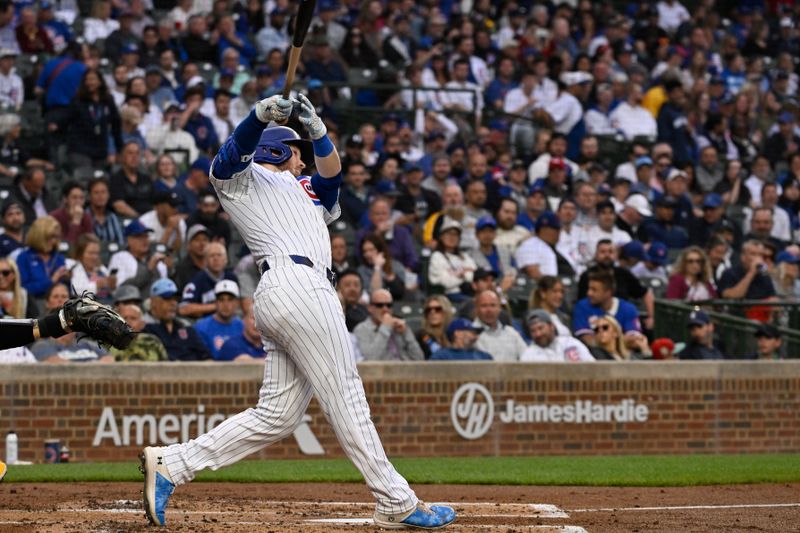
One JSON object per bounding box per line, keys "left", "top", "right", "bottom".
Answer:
{"left": 253, "top": 126, "right": 314, "bottom": 167}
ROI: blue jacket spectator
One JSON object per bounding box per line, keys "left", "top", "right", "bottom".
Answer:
{"left": 15, "top": 215, "right": 67, "bottom": 298}
{"left": 638, "top": 196, "right": 689, "bottom": 249}
{"left": 36, "top": 44, "right": 86, "bottom": 110}
{"left": 143, "top": 278, "right": 211, "bottom": 361}
{"left": 657, "top": 81, "right": 695, "bottom": 165}
{"left": 430, "top": 319, "right": 492, "bottom": 361}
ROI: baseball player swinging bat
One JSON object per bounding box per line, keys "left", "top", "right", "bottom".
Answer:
{"left": 138, "top": 2, "right": 457, "bottom": 528}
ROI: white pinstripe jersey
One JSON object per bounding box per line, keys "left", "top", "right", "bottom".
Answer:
{"left": 209, "top": 163, "right": 341, "bottom": 269}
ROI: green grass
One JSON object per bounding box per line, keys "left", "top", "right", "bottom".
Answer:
{"left": 5, "top": 455, "right": 800, "bottom": 486}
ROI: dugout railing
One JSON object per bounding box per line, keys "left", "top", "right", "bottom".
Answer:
{"left": 654, "top": 298, "right": 800, "bottom": 359}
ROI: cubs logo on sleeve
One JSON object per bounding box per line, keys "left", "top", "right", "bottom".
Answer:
{"left": 297, "top": 176, "right": 321, "bottom": 206}
{"left": 565, "top": 346, "right": 580, "bottom": 362}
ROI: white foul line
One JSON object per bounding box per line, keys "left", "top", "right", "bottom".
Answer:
{"left": 570, "top": 503, "right": 800, "bottom": 513}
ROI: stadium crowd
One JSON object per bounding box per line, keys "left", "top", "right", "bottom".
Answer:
{"left": 0, "top": 0, "right": 796, "bottom": 364}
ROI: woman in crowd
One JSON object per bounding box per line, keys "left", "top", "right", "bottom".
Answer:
{"left": 666, "top": 247, "right": 717, "bottom": 302}
{"left": 68, "top": 234, "right": 116, "bottom": 301}
{"left": 340, "top": 27, "right": 380, "bottom": 69}
{"left": 528, "top": 275, "right": 571, "bottom": 336}
{"left": 16, "top": 216, "right": 68, "bottom": 299}
{"left": 415, "top": 294, "right": 453, "bottom": 359}
{"left": 61, "top": 68, "right": 122, "bottom": 173}
{"left": 152, "top": 153, "right": 181, "bottom": 193}
{"left": 358, "top": 234, "right": 405, "bottom": 300}
{"left": 588, "top": 315, "right": 633, "bottom": 361}
{"left": 0, "top": 257, "right": 38, "bottom": 318}
{"left": 428, "top": 217, "right": 477, "bottom": 302}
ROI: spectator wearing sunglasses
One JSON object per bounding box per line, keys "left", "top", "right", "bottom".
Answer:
{"left": 587, "top": 316, "right": 644, "bottom": 361}
{"left": 416, "top": 295, "right": 454, "bottom": 359}
{"left": 0, "top": 256, "right": 37, "bottom": 318}
{"left": 353, "top": 289, "right": 423, "bottom": 361}
{"left": 666, "top": 247, "right": 717, "bottom": 302}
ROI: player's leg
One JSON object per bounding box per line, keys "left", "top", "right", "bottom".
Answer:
{"left": 258, "top": 268, "right": 455, "bottom": 527}
{"left": 141, "top": 344, "right": 312, "bottom": 525}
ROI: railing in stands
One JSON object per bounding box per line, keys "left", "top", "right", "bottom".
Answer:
{"left": 654, "top": 298, "right": 800, "bottom": 359}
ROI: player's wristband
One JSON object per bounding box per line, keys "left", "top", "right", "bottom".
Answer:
{"left": 312, "top": 135, "right": 334, "bottom": 158}
{"left": 37, "top": 313, "right": 67, "bottom": 340}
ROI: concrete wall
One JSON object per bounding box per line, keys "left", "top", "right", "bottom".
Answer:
{"left": 1, "top": 362, "right": 799, "bottom": 462}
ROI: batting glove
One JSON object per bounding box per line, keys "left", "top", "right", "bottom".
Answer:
{"left": 255, "top": 95, "right": 293, "bottom": 123}
{"left": 296, "top": 94, "right": 327, "bottom": 140}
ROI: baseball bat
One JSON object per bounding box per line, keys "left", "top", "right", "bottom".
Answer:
{"left": 282, "top": 0, "right": 317, "bottom": 99}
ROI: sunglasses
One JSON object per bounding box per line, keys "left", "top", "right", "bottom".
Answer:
{"left": 424, "top": 306, "right": 443, "bottom": 315}
{"left": 0, "top": 269, "right": 12, "bottom": 277}
{"left": 593, "top": 324, "right": 611, "bottom": 333}
{"left": 372, "top": 302, "right": 393, "bottom": 308}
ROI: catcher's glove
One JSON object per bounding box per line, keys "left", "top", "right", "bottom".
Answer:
{"left": 61, "top": 293, "right": 136, "bottom": 350}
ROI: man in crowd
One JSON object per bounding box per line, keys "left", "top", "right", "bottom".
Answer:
{"left": 473, "top": 290, "right": 527, "bottom": 362}
{"left": 749, "top": 323, "right": 783, "bottom": 360}
{"left": 110, "top": 303, "right": 168, "bottom": 362}
{"left": 185, "top": 191, "right": 231, "bottom": 245}
{"left": 195, "top": 280, "right": 244, "bottom": 360}
{"left": 143, "top": 278, "right": 210, "bottom": 361}
{"left": 515, "top": 211, "right": 567, "bottom": 280}
{"left": 520, "top": 310, "right": 594, "bottom": 362}
{"left": 110, "top": 141, "right": 154, "bottom": 218}
{"left": 677, "top": 309, "right": 725, "bottom": 360}
{"left": 174, "top": 224, "right": 210, "bottom": 291}
{"left": 337, "top": 269, "right": 368, "bottom": 332}
{"left": 109, "top": 220, "right": 168, "bottom": 297}
{"left": 493, "top": 198, "right": 530, "bottom": 261}
{"left": 179, "top": 242, "right": 238, "bottom": 319}
{"left": 0, "top": 199, "right": 25, "bottom": 257}
{"left": 429, "top": 319, "right": 492, "bottom": 360}
{"left": 11, "top": 166, "right": 57, "bottom": 225}
{"left": 218, "top": 308, "right": 266, "bottom": 362}
{"left": 718, "top": 239, "right": 776, "bottom": 300}
{"left": 140, "top": 191, "right": 185, "bottom": 253}
{"left": 353, "top": 289, "right": 423, "bottom": 361}
{"left": 573, "top": 270, "right": 644, "bottom": 348}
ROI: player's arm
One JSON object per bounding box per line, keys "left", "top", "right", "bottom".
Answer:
{"left": 211, "top": 95, "right": 293, "bottom": 181}
{"left": 295, "top": 94, "right": 343, "bottom": 211}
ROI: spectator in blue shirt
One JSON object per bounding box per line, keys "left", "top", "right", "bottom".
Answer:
{"left": 0, "top": 199, "right": 25, "bottom": 258}
{"left": 218, "top": 308, "right": 265, "bottom": 361}
{"left": 195, "top": 280, "right": 244, "bottom": 360}
{"left": 39, "top": 2, "right": 73, "bottom": 54}
{"left": 657, "top": 79, "right": 695, "bottom": 165}
{"left": 15, "top": 215, "right": 67, "bottom": 298}
{"left": 572, "top": 270, "right": 644, "bottom": 350}
{"left": 216, "top": 14, "right": 256, "bottom": 67}
{"left": 35, "top": 41, "right": 86, "bottom": 111}
{"left": 182, "top": 85, "right": 219, "bottom": 156}
{"left": 429, "top": 318, "right": 492, "bottom": 360}
{"left": 638, "top": 196, "right": 689, "bottom": 249}
{"left": 143, "top": 278, "right": 211, "bottom": 362}
{"left": 179, "top": 241, "right": 238, "bottom": 319}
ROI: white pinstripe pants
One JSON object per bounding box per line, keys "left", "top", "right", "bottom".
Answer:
{"left": 162, "top": 264, "right": 418, "bottom": 515}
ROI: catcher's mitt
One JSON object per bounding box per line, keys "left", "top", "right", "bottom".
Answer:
{"left": 61, "top": 293, "right": 136, "bottom": 350}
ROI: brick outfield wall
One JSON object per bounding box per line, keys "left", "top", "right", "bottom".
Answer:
{"left": 0, "top": 362, "right": 799, "bottom": 463}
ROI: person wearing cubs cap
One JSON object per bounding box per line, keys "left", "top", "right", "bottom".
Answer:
{"left": 748, "top": 323, "right": 783, "bottom": 360}
{"left": 142, "top": 278, "right": 210, "bottom": 362}
{"left": 630, "top": 241, "right": 669, "bottom": 283}
{"left": 194, "top": 280, "right": 244, "bottom": 360}
{"left": 676, "top": 309, "right": 725, "bottom": 360}
{"left": 520, "top": 309, "right": 594, "bottom": 362}
{"left": 108, "top": 219, "right": 166, "bottom": 295}
{"left": 639, "top": 195, "right": 688, "bottom": 250}
{"left": 515, "top": 211, "right": 573, "bottom": 280}
{"left": 429, "top": 318, "right": 492, "bottom": 360}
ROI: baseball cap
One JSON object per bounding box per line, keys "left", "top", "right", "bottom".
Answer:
{"left": 754, "top": 323, "right": 781, "bottom": 339}
{"left": 121, "top": 42, "right": 139, "bottom": 55}
{"left": 528, "top": 183, "right": 546, "bottom": 197}
{"left": 186, "top": 224, "right": 211, "bottom": 242}
{"left": 0, "top": 198, "right": 22, "bottom": 217}
{"left": 666, "top": 169, "right": 688, "bottom": 182}
{"left": 475, "top": 215, "right": 497, "bottom": 231}
{"left": 346, "top": 134, "right": 364, "bottom": 147}
{"left": 191, "top": 156, "right": 211, "bottom": 174}
{"left": 113, "top": 284, "right": 142, "bottom": 304}
{"left": 624, "top": 194, "right": 652, "bottom": 217}
{"left": 549, "top": 157, "right": 567, "bottom": 171}
{"left": 318, "top": 0, "right": 339, "bottom": 11}
{"left": 525, "top": 309, "right": 553, "bottom": 326}
{"left": 124, "top": 219, "right": 154, "bottom": 238}
{"left": 375, "top": 180, "right": 401, "bottom": 197}
{"left": 635, "top": 156, "right": 653, "bottom": 169}
{"left": 150, "top": 278, "right": 178, "bottom": 299}
{"left": 778, "top": 111, "right": 795, "bottom": 124}
{"left": 446, "top": 318, "right": 483, "bottom": 341}
{"left": 153, "top": 191, "right": 183, "bottom": 207}
{"left": 511, "top": 159, "right": 527, "bottom": 170}
{"left": 214, "top": 279, "right": 240, "bottom": 298}
{"left": 596, "top": 199, "right": 615, "bottom": 212}
{"left": 473, "top": 267, "right": 498, "bottom": 282}
{"left": 687, "top": 309, "right": 711, "bottom": 327}
{"left": 438, "top": 216, "right": 462, "bottom": 235}
{"left": 535, "top": 211, "right": 561, "bottom": 232}
{"left": 0, "top": 48, "right": 17, "bottom": 58}
{"left": 703, "top": 193, "right": 723, "bottom": 209}
{"left": 776, "top": 251, "right": 800, "bottom": 265}
{"left": 651, "top": 338, "right": 675, "bottom": 360}
{"left": 646, "top": 241, "right": 668, "bottom": 265}
{"left": 163, "top": 100, "right": 182, "bottom": 113}
{"left": 620, "top": 240, "right": 646, "bottom": 261}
